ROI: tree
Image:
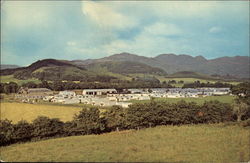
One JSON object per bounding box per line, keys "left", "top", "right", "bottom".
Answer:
{"left": 22, "top": 81, "right": 37, "bottom": 88}
{"left": 0, "top": 119, "right": 14, "bottom": 145}
{"left": 231, "top": 82, "right": 250, "bottom": 105}
{"left": 32, "top": 116, "right": 64, "bottom": 139}
{"left": 13, "top": 120, "right": 33, "bottom": 142}
{"left": 104, "top": 105, "right": 126, "bottom": 131}
{"left": 38, "top": 80, "right": 51, "bottom": 89}
{"left": 73, "top": 108, "right": 103, "bottom": 135}
{"left": 178, "top": 80, "right": 184, "bottom": 84}
{"left": 200, "top": 101, "right": 233, "bottom": 123}
{"left": 232, "top": 101, "right": 249, "bottom": 122}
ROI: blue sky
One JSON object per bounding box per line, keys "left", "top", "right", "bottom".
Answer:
{"left": 1, "top": 1, "right": 249, "bottom": 66}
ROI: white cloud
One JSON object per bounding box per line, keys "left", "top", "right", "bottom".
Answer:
{"left": 67, "top": 41, "right": 76, "bottom": 46}
{"left": 84, "top": 22, "right": 186, "bottom": 57}
{"left": 82, "top": 1, "right": 137, "bottom": 30}
{"left": 209, "top": 27, "right": 222, "bottom": 33}
{"left": 1, "top": 1, "right": 53, "bottom": 29}
{"left": 143, "top": 23, "right": 182, "bottom": 36}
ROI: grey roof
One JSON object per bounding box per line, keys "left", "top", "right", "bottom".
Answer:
{"left": 28, "top": 88, "right": 52, "bottom": 92}
{"left": 83, "top": 89, "right": 117, "bottom": 92}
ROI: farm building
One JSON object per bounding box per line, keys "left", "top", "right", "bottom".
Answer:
{"left": 16, "top": 87, "right": 53, "bottom": 100}
{"left": 59, "top": 90, "right": 76, "bottom": 97}
{"left": 126, "top": 89, "right": 146, "bottom": 94}
{"left": 82, "top": 89, "right": 117, "bottom": 95}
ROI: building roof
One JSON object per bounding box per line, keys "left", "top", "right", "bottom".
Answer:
{"left": 28, "top": 88, "right": 52, "bottom": 93}
{"left": 82, "top": 89, "right": 117, "bottom": 92}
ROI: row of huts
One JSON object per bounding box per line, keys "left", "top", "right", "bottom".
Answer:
{"left": 15, "top": 87, "right": 231, "bottom": 107}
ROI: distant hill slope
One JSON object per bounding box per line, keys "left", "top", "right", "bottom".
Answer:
{"left": 72, "top": 52, "right": 249, "bottom": 78}
{"left": 0, "top": 59, "right": 167, "bottom": 81}
{"left": 0, "top": 64, "right": 20, "bottom": 70}
{"left": 1, "top": 59, "right": 82, "bottom": 75}
{"left": 2, "top": 53, "right": 249, "bottom": 81}
{"left": 166, "top": 71, "right": 219, "bottom": 80}
{"left": 85, "top": 61, "right": 166, "bottom": 75}
{"left": 0, "top": 59, "right": 98, "bottom": 81}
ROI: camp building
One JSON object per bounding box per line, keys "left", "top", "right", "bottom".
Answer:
{"left": 17, "top": 87, "right": 53, "bottom": 99}
{"left": 82, "top": 89, "right": 117, "bottom": 95}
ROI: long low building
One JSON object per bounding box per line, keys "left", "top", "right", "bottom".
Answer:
{"left": 16, "top": 87, "right": 53, "bottom": 100}
{"left": 82, "top": 89, "right": 117, "bottom": 95}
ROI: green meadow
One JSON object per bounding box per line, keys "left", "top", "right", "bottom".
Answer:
{"left": 1, "top": 95, "right": 235, "bottom": 123}
{"left": 1, "top": 124, "right": 249, "bottom": 162}
{"left": 0, "top": 75, "right": 41, "bottom": 85}
{"left": 0, "top": 101, "right": 107, "bottom": 123}
{"left": 131, "top": 95, "right": 236, "bottom": 105}
{"left": 0, "top": 102, "right": 82, "bottom": 123}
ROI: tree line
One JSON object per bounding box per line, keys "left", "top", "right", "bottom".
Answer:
{"left": 1, "top": 99, "right": 249, "bottom": 146}
{"left": 0, "top": 79, "right": 174, "bottom": 94}
{"left": 0, "top": 80, "right": 237, "bottom": 94}
{"left": 182, "top": 81, "right": 232, "bottom": 88}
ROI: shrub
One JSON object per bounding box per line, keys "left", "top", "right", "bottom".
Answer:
{"left": 104, "top": 105, "right": 126, "bottom": 132}
{"left": 12, "top": 120, "right": 33, "bottom": 142}
{"left": 32, "top": 116, "right": 64, "bottom": 139}
{"left": 0, "top": 119, "right": 14, "bottom": 145}
{"left": 72, "top": 108, "right": 103, "bottom": 135}
{"left": 199, "top": 101, "right": 233, "bottom": 123}
{"left": 241, "top": 119, "right": 250, "bottom": 127}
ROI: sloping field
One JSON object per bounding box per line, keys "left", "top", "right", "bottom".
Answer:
{"left": 0, "top": 102, "right": 82, "bottom": 123}
{"left": 0, "top": 124, "right": 249, "bottom": 162}
{"left": 0, "top": 75, "right": 41, "bottom": 85}
{"left": 131, "top": 95, "right": 235, "bottom": 105}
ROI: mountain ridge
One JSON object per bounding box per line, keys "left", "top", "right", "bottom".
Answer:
{"left": 71, "top": 53, "right": 249, "bottom": 78}
{"left": 1, "top": 53, "right": 249, "bottom": 79}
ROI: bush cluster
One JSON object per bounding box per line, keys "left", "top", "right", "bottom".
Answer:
{"left": 1, "top": 100, "right": 249, "bottom": 146}
{"left": 182, "top": 81, "right": 232, "bottom": 88}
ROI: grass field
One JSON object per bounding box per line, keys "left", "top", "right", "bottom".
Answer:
{"left": 1, "top": 95, "right": 235, "bottom": 123}
{"left": 127, "top": 74, "right": 240, "bottom": 87}
{"left": 131, "top": 95, "right": 236, "bottom": 105}
{"left": 0, "top": 124, "right": 249, "bottom": 162}
{"left": 164, "top": 77, "right": 240, "bottom": 87}
{"left": 0, "top": 73, "right": 241, "bottom": 88}
{"left": 0, "top": 75, "right": 41, "bottom": 85}
{"left": 0, "top": 102, "right": 83, "bottom": 123}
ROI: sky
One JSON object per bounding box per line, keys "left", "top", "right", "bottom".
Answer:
{"left": 1, "top": 1, "right": 249, "bottom": 66}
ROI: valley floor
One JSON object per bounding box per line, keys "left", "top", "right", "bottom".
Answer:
{"left": 0, "top": 95, "right": 235, "bottom": 123}
{"left": 0, "top": 124, "right": 249, "bottom": 162}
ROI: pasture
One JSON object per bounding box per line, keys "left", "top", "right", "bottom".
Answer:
{"left": 0, "top": 124, "right": 249, "bottom": 162}
{"left": 131, "top": 95, "right": 236, "bottom": 105}
{"left": 1, "top": 95, "right": 235, "bottom": 123}
{"left": 0, "top": 102, "right": 83, "bottom": 123}
{"left": 127, "top": 74, "right": 240, "bottom": 87}
{"left": 0, "top": 75, "right": 41, "bottom": 85}
{"left": 163, "top": 77, "right": 240, "bottom": 87}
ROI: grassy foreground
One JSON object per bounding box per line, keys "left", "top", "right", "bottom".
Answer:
{"left": 0, "top": 124, "right": 249, "bottom": 162}
{"left": 0, "top": 102, "right": 82, "bottom": 123}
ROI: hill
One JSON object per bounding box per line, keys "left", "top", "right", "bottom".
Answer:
{"left": 1, "top": 59, "right": 168, "bottom": 82}
{"left": 72, "top": 53, "right": 249, "bottom": 79}
{"left": 85, "top": 61, "right": 166, "bottom": 75}
{"left": 0, "top": 59, "right": 80, "bottom": 76}
{"left": 1, "top": 124, "right": 249, "bottom": 162}
{"left": 0, "top": 64, "right": 20, "bottom": 70}
{"left": 166, "top": 71, "right": 219, "bottom": 79}
{"left": 0, "top": 59, "right": 108, "bottom": 81}
{"left": 1, "top": 53, "right": 248, "bottom": 82}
